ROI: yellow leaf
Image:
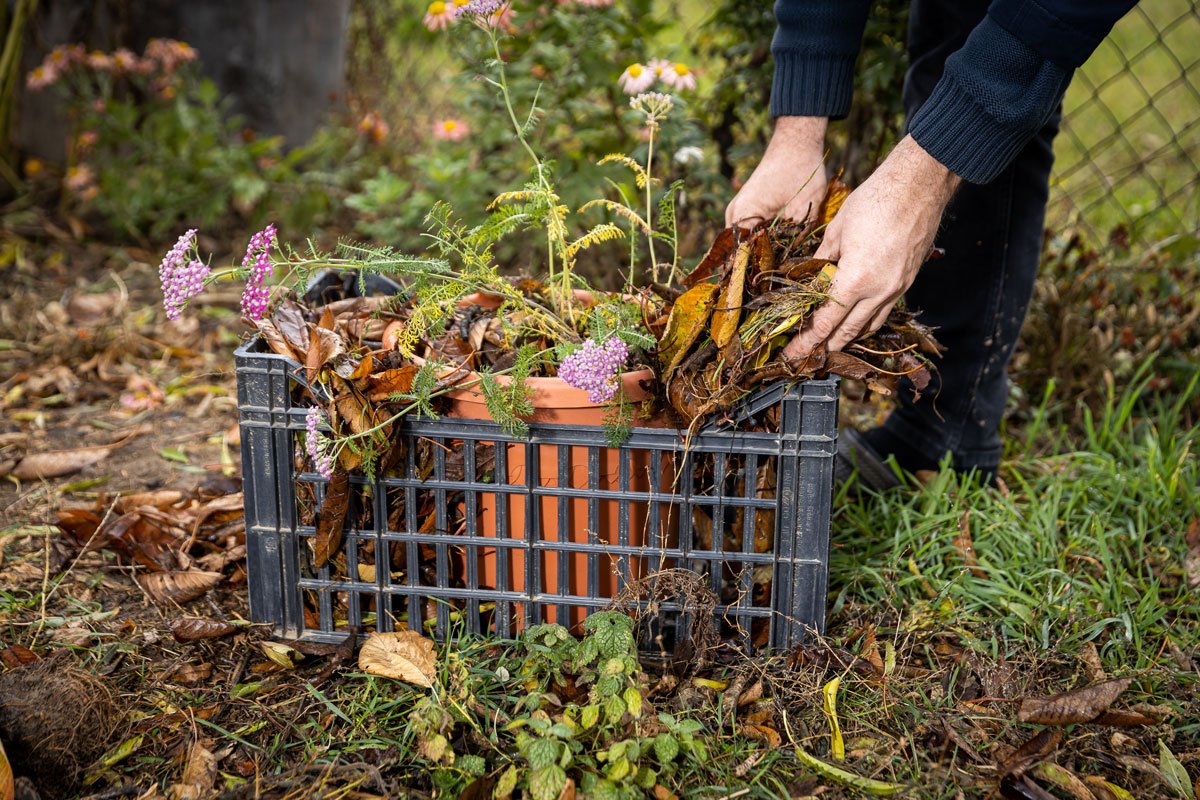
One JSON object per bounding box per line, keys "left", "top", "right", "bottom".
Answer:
{"left": 692, "top": 677, "right": 727, "bottom": 691}
{"left": 358, "top": 630, "right": 437, "bottom": 687}
{"left": 818, "top": 177, "right": 850, "bottom": 224}
{"left": 710, "top": 241, "right": 750, "bottom": 349}
{"left": 659, "top": 283, "right": 718, "bottom": 378}
{"left": 823, "top": 677, "right": 845, "bottom": 761}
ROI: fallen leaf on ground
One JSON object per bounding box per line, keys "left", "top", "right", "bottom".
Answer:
{"left": 171, "top": 618, "right": 239, "bottom": 643}
{"left": 1157, "top": 740, "right": 1193, "bottom": 800}
{"left": 170, "top": 662, "right": 214, "bottom": 684}
{"left": 0, "top": 645, "right": 38, "bottom": 670}
{"left": 1018, "top": 678, "right": 1131, "bottom": 725}
{"left": 138, "top": 570, "right": 223, "bottom": 604}
{"left": 358, "top": 630, "right": 436, "bottom": 687}
{"left": 1185, "top": 517, "right": 1199, "bottom": 589}
{"left": 167, "top": 738, "right": 219, "bottom": 800}
{"left": 1082, "top": 776, "right": 1136, "bottom": 800}
{"left": 4, "top": 428, "right": 143, "bottom": 480}
{"left": 1032, "top": 762, "right": 1098, "bottom": 800}
{"left": 1002, "top": 729, "right": 1063, "bottom": 779}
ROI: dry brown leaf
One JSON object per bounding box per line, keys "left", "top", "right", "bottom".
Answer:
{"left": 171, "top": 618, "right": 239, "bottom": 643}
{"left": 1185, "top": 517, "right": 1200, "bottom": 589}
{"left": 313, "top": 470, "right": 350, "bottom": 570}
{"left": 955, "top": 510, "right": 987, "bottom": 579}
{"left": 170, "top": 662, "right": 214, "bottom": 685}
{"left": 138, "top": 570, "right": 223, "bottom": 605}
{"left": 367, "top": 366, "right": 419, "bottom": 402}
{"left": 1080, "top": 642, "right": 1106, "bottom": 683}
{"left": 710, "top": 240, "right": 750, "bottom": 349}
{"left": 115, "top": 490, "right": 184, "bottom": 513}
{"left": 358, "top": 630, "right": 436, "bottom": 687}
{"left": 653, "top": 786, "right": 679, "bottom": 800}
{"left": 167, "top": 738, "right": 219, "bottom": 800}
{"left": 1017, "top": 678, "right": 1131, "bottom": 726}
{"left": 683, "top": 225, "right": 742, "bottom": 287}
{"left": 7, "top": 444, "right": 113, "bottom": 480}
{"left": 740, "top": 724, "right": 782, "bottom": 749}
{"left": 1002, "top": 729, "right": 1063, "bottom": 779}
{"left": 191, "top": 493, "right": 245, "bottom": 536}
{"left": 0, "top": 645, "right": 38, "bottom": 670}
{"left": 305, "top": 326, "right": 345, "bottom": 384}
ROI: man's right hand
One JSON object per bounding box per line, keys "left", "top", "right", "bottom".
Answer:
{"left": 725, "top": 116, "right": 829, "bottom": 227}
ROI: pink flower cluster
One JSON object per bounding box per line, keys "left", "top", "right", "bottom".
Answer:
{"left": 559, "top": 337, "right": 630, "bottom": 404}
{"left": 239, "top": 224, "right": 278, "bottom": 320}
{"left": 305, "top": 407, "right": 335, "bottom": 480}
{"left": 159, "top": 229, "right": 210, "bottom": 321}
{"left": 26, "top": 39, "right": 196, "bottom": 91}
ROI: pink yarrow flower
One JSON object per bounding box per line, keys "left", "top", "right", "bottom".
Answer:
{"left": 423, "top": 1, "right": 455, "bottom": 30}
{"left": 558, "top": 337, "right": 630, "bottom": 404}
{"left": 159, "top": 229, "right": 210, "bottom": 321}
{"left": 618, "top": 63, "right": 654, "bottom": 95}
{"left": 305, "top": 406, "right": 335, "bottom": 480}
{"left": 454, "top": 0, "right": 504, "bottom": 16}
{"left": 239, "top": 224, "right": 278, "bottom": 320}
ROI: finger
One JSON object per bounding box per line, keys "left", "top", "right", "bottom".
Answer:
{"left": 865, "top": 303, "right": 895, "bottom": 338}
{"left": 783, "top": 296, "right": 858, "bottom": 366}
{"left": 825, "top": 302, "right": 879, "bottom": 353}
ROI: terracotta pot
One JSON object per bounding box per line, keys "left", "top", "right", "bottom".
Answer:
{"left": 414, "top": 290, "right": 669, "bottom": 630}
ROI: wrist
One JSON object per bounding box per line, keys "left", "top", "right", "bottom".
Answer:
{"left": 767, "top": 116, "right": 827, "bottom": 159}
{"left": 890, "top": 135, "right": 961, "bottom": 201}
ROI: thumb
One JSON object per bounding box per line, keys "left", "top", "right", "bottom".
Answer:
{"left": 814, "top": 219, "right": 841, "bottom": 261}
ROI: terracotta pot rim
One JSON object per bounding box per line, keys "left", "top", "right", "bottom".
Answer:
{"left": 408, "top": 288, "right": 657, "bottom": 410}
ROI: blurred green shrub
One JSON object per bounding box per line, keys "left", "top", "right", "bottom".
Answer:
{"left": 25, "top": 40, "right": 364, "bottom": 241}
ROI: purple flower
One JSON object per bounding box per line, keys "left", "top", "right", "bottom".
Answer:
{"left": 454, "top": 0, "right": 504, "bottom": 16}
{"left": 239, "top": 224, "right": 277, "bottom": 320}
{"left": 558, "top": 337, "right": 630, "bottom": 404}
{"left": 159, "top": 229, "right": 209, "bottom": 320}
{"left": 305, "top": 406, "right": 335, "bottom": 480}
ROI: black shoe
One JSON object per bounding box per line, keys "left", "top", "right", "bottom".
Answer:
{"left": 834, "top": 428, "right": 902, "bottom": 491}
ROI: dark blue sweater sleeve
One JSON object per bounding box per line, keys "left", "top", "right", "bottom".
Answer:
{"left": 771, "top": 0, "right": 1138, "bottom": 183}
{"left": 769, "top": 0, "right": 871, "bottom": 119}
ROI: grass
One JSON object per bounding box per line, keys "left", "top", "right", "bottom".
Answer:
{"left": 154, "top": 379, "right": 1196, "bottom": 798}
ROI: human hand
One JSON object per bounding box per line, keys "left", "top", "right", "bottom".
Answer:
{"left": 782, "top": 135, "right": 961, "bottom": 363}
{"left": 725, "top": 116, "right": 829, "bottom": 227}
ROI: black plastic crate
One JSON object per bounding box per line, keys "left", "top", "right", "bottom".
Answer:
{"left": 236, "top": 336, "right": 838, "bottom": 651}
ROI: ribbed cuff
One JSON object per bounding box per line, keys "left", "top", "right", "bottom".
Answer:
{"left": 907, "top": 74, "right": 1030, "bottom": 184}
{"left": 770, "top": 50, "right": 857, "bottom": 120}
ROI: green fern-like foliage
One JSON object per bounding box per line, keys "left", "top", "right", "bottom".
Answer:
{"left": 478, "top": 344, "right": 541, "bottom": 437}
{"left": 388, "top": 359, "right": 443, "bottom": 419}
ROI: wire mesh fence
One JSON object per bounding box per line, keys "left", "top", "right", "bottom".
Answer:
{"left": 1048, "top": 0, "right": 1200, "bottom": 248}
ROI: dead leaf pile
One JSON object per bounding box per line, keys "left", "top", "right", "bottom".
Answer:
{"left": 54, "top": 478, "right": 246, "bottom": 606}
{"left": 653, "top": 180, "right": 942, "bottom": 423}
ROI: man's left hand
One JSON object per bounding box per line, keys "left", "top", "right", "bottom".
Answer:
{"left": 782, "top": 135, "right": 962, "bottom": 363}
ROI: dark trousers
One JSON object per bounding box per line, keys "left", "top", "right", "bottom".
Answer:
{"left": 866, "top": 0, "right": 1062, "bottom": 475}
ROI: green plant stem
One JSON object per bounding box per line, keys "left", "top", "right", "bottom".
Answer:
{"left": 645, "top": 123, "right": 659, "bottom": 284}
{"left": 0, "top": 0, "right": 39, "bottom": 187}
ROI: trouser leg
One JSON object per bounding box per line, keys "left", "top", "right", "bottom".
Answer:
{"left": 863, "top": 0, "right": 1062, "bottom": 475}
